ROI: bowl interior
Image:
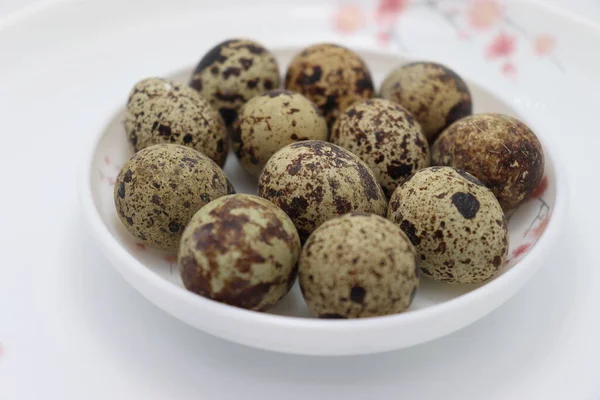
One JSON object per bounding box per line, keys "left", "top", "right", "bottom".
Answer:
{"left": 90, "top": 48, "right": 556, "bottom": 318}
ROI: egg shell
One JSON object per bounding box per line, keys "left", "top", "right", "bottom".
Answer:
{"left": 380, "top": 62, "right": 472, "bottom": 142}
{"left": 284, "top": 43, "right": 374, "bottom": 127}
{"left": 258, "top": 140, "right": 387, "bottom": 243}
{"left": 387, "top": 167, "right": 508, "bottom": 284}
{"left": 114, "top": 144, "right": 235, "bottom": 251}
{"left": 178, "top": 194, "right": 301, "bottom": 311}
{"left": 125, "top": 77, "right": 229, "bottom": 167}
{"left": 299, "top": 212, "right": 419, "bottom": 318}
{"left": 331, "top": 98, "right": 430, "bottom": 198}
{"left": 232, "top": 89, "right": 328, "bottom": 177}
{"left": 431, "top": 113, "right": 545, "bottom": 211}
{"left": 189, "top": 39, "right": 280, "bottom": 127}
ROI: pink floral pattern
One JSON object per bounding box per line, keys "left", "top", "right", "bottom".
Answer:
{"left": 468, "top": 0, "right": 504, "bottom": 30}
{"left": 331, "top": 0, "right": 563, "bottom": 77}
{"left": 533, "top": 34, "right": 556, "bottom": 56}
{"left": 486, "top": 33, "right": 516, "bottom": 58}
{"left": 333, "top": 4, "right": 366, "bottom": 34}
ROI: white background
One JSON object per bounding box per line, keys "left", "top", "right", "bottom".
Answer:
{"left": 1, "top": 1, "right": 599, "bottom": 399}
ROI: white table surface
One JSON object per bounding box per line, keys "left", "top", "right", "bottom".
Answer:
{"left": 1, "top": 1, "right": 599, "bottom": 399}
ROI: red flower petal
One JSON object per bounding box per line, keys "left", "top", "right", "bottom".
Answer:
{"left": 486, "top": 33, "right": 516, "bottom": 59}
{"left": 531, "top": 176, "right": 548, "bottom": 198}
{"left": 512, "top": 243, "right": 532, "bottom": 258}
{"left": 165, "top": 255, "right": 177, "bottom": 263}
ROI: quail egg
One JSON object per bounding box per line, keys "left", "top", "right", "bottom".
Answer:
{"left": 125, "top": 77, "right": 229, "bottom": 167}
{"left": 178, "top": 194, "right": 301, "bottom": 311}
{"left": 232, "top": 89, "right": 328, "bottom": 177}
{"left": 114, "top": 144, "right": 235, "bottom": 251}
{"left": 284, "top": 43, "right": 374, "bottom": 127}
{"left": 432, "top": 113, "right": 544, "bottom": 211}
{"left": 380, "top": 62, "right": 472, "bottom": 142}
{"left": 189, "top": 39, "right": 280, "bottom": 128}
{"left": 388, "top": 167, "right": 508, "bottom": 284}
{"left": 299, "top": 212, "right": 419, "bottom": 318}
{"left": 258, "top": 140, "right": 387, "bottom": 242}
{"left": 331, "top": 98, "right": 430, "bottom": 197}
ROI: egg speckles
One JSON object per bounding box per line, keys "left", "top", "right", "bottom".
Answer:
{"left": 299, "top": 213, "right": 419, "bottom": 318}
{"left": 331, "top": 98, "right": 430, "bottom": 197}
{"left": 189, "top": 39, "right": 280, "bottom": 127}
{"left": 178, "top": 194, "right": 300, "bottom": 311}
{"left": 388, "top": 167, "right": 508, "bottom": 284}
{"left": 114, "top": 144, "right": 235, "bottom": 251}
{"left": 432, "top": 113, "right": 544, "bottom": 211}
{"left": 125, "top": 77, "right": 229, "bottom": 167}
{"left": 380, "top": 62, "right": 472, "bottom": 142}
{"left": 284, "top": 43, "right": 375, "bottom": 127}
{"left": 232, "top": 89, "right": 328, "bottom": 177}
{"left": 258, "top": 141, "right": 387, "bottom": 242}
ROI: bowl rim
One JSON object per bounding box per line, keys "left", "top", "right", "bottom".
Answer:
{"left": 77, "top": 46, "right": 569, "bottom": 333}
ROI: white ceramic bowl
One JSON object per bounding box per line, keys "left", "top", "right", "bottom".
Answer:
{"left": 78, "top": 47, "right": 566, "bottom": 356}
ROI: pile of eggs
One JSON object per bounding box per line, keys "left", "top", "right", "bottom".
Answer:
{"left": 114, "top": 39, "right": 545, "bottom": 319}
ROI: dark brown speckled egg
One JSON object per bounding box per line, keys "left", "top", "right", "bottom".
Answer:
{"left": 380, "top": 62, "right": 472, "bottom": 143}
{"left": 189, "top": 39, "right": 280, "bottom": 128}
{"left": 258, "top": 141, "right": 387, "bottom": 243}
{"left": 284, "top": 43, "right": 375, "bottom": 127}
{"left": 331, "top": 98, "right": 430, "bottom": 198}
{"left": 432, "top": 113, "right": 544, "bottom": 211}
{"left": 388, "top": 167, "right": 508, "bottom": 284}
{"left": 178, "top": 194, "right": 300, "bottom": 311}
{"left": 114, "top": 144, "right": 235, "bottom": 251}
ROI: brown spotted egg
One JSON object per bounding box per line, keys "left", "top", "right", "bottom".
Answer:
{"left": 114, "top": 144, "right": 235, "bottom": 251}
{"left": 331, "top": 98, "right": 430, "bottom": 198}
{"left": 299, "top": 213, "right": 419, "bottom": 319}
{"left": 380, "top": 62, "right": 472, "bottom": 143}
{"left": 178, "top": 194, "right": 301, "bottom": 311}
{"left": 189, "top": 39, "right": 280, "bottom": 128}
{"left": 284, "top": 43, "right": 375, "bottom": 127}
{"left": 432, "top": 113, "right": 545, "bottom": 211}
{"left": 232, "top": 89, "right": 328, "bottom": 177}
{"left": 125, "top": 77, "right": 229, "bottom": 167}
{"left": 258, "top": 141, "right": 387, "bottom": 243}
{"left": 388, "top": 167, "right": 508, "bottom": 284}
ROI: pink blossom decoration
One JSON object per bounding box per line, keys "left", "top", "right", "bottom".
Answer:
{"left": 486, "top": 33, "right": 516, "bottom": 58}
{"left": 468, "top": 0, "right": 504, "bottom": 30}
{"left": 533, "top": 34, "right": 556, "bottom": 56}
{"left": 512, "top": 243, "right": 532, "bottom": 258}
{"left": 377, "top": 31, "right": 392, "bottom": 45}
{"left": 135, "top": 243, "right": 146, "bottom": 251}
{"left": 104, "top": 156, "right": 111, "bottom": 165}
{"left": 107, "top": 177, "right": 115, "bottom": 186}
{"left": 333, "top": 4, "right": 366, "bottom": 34}
{"left": 502, "top": 61, "right": 517, "bottom": 77}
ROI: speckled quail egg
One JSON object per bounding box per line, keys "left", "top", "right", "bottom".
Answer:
{"left": 232, "top": 89, "right": 328, "bottom": 177}
{"left": 387, "top": 167, "right": 508, "bottom": 284}
{"left": 114, "top": 144, "right": 235, "bottom": 251}
{"left": 284, "top": 43, "right": 375, "bottom": 127}
{"left": 189, "top": 39, "right": 280, "bottom": 128}
{"left": 299, "top": 212, "right": 419, "bottom": 319}
{"left": 331, "top": 98, "right": 430, "bottom": 198}
{"left": 431, "top": 113, "right": 545, "bottom": 211}
{"left": 125, "top": 77, "right": 228, "bottom": 167}
{"left": 178, "top": 194, "right": 301, "bottom": 311}
{"left": 258, "top": 141, "right": 387, "bottom": 243}
{"left": 380, "top": 62, "right": 472, "bottom": 143}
